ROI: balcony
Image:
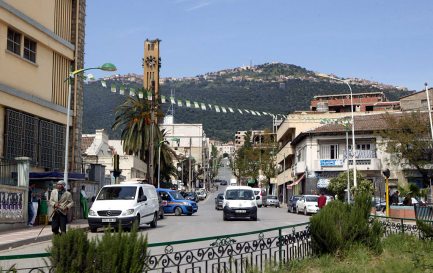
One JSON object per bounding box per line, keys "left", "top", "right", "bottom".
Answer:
{"left": 276, "top": 168, "right": 294, "bottom": 185}
{"left": 312, "top": 158, "right": 381, "bottom": 171}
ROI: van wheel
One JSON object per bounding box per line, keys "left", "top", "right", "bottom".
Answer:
{"left": 159, "top": 208, "right": 164, "bottom": 219}
{"left": 174, "top": 207, "right": 182, "bottom": 216}
{"left": 150, "top": 212, "right": 158, "bottom": 228}
{"left": 133, "top": 214, "right": 141, "bottom": 228}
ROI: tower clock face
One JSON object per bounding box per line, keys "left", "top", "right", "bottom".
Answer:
{"left": 145, "top": 56, "right": 157, "bottom": 68}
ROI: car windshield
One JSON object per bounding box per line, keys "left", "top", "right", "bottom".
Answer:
{"left": 268, "top": 196, "right": 277, "bottom": 199}
{"left": 171, "top": 191, "right": 186, "bottom": 200}
{"left": 97, "top": 187, "right": 136, "bottom": 200}
{"left": 217, "top": 194, "right": 224, "bottom": 199}
{"left": 306, "top": 196, "right": 318, "bottom": 202}
{"left": 225, "top": 189, "right": 254, "bottom": 200}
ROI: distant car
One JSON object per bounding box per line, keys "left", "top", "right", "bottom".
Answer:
{"left": 296, "top": 195, "right": 319, "bottom": 215}
{"left": 220, "top": 180, "right": 228, "bottom": 186}
{"left": 288, "top": 195, "right": 302, "bottom": 213}
{"left": 196, "top": 189, "right": 207, "bottom": 200}
{"left": 184, "top": 192, "right": 199, "bottom": 203}
{"left": 215, "top": 193, "right": 224, "bottom": 210}
{"left": 252, "top": 188, "right": 263, "bottom": 207}
{"left": 263, "top": 195, "right": 280, "bottom": 207}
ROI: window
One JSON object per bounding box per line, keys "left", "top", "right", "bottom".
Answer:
{"left": 7, "top": 28, "right": 21, "bottom": 55}
{"left": 320, "top": 144, "right": 339, "bottom": 159}
{"left": 23, "top": 37, "right": 37, "bottom": 62}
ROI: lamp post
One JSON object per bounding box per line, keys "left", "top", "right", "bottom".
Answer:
{"left": 317, "top": 74, "right": 357, "bottom": 187}
{"left": 157, "top": 140, "right": 169, "bottom": 189}
{"left": 424, "top": 83, "right": 433, "bottom": 202}
{"left": 64, "top": 63, "right": 116, "bottom": 189}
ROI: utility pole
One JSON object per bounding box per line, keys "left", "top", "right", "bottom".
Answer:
{"left": 189, "top": 137, "right": 192, "bottom": 190}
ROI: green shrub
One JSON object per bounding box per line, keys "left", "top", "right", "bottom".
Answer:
{"left": 309, "top": 193, "right": 383, "bottom": 255}
{"left": 416, "top": 220, "right": 433, "bottom": 239}
{"left": 48, "top": 225, "right": 148, "bottom": 273}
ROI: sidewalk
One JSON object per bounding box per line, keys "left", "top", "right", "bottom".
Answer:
{"left": 0, "top": 220, "right": 88, "bottom": 251}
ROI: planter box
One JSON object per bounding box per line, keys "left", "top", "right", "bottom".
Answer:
{"left": 389, "top": 206, "right": 415, "bottom": 219}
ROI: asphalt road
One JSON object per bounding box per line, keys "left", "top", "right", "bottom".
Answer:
{"left": 0, "top": 160, "right": 309, "bottom": 269}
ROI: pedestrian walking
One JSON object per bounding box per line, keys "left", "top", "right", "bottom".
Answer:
{"left": 318, "top": 192, "right": 327, "bottom": 209}
{"left": 390, "top": 191, "right": 399, "bottom": 205}
{"left": 49, "top": 180, "right": 74, "bottom": 235}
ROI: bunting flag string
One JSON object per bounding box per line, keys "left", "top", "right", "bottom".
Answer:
{"left": 97, "top": 80, "right": 287, "bottom": 118}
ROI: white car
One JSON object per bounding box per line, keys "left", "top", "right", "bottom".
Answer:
{"left": 296, "top": 195, "right": 319, "bottom": 215}
{"left": 223, "top": 186, "right": 258, "bottom": 221}
{"left": 88, "top": 183, "right": 159, "bottom": 232}
{"left": 252, "top": 188, "right": 263, "bottom": 207}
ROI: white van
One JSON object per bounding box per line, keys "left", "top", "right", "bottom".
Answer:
{"left": 223, "top": 186, "right": 258, "bottom": 221}
{"left": 88, "top": 183, "right": 159, "bottom": 232}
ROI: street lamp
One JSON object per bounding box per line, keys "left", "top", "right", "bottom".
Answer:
{"left": 157, "top": 140, "right": 170, "bottom": 189}
{"left": 317, "top": 73, "right": 357, "bottom": 187}
{"left": 64, "top": 63, "right": 116, "bottom": 189}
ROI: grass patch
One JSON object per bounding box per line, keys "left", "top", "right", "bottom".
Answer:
{"left": 277, "top": 234, "right": 433, "bottom": 273}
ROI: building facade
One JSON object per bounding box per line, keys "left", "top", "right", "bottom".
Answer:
{"left": 400, "top": 88, "right": 433, "bottom": 112}
{"left": 0, "top": 0, "right": 86, "bottom": 172}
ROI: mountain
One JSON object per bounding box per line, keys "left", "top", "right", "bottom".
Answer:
{"left": 83, "top": 63, "right": 412, "bottom": 141}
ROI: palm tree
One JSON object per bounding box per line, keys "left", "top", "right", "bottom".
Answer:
{"left": 112, "top": 89, "right": 175, "bottom": 185}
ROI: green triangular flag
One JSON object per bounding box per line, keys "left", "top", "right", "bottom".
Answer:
{"left": 129, "top": 88, "right": 135, "bottom": 96}
{"left": 244, "top": 109, "right": 250, "bottom": 114}
{"left": 215, "top": 105, "right": 220, "bottom": 113}
{"left": 177, "top": 100, "right": 183, "bottom": 107}
{"left": 119, "top": 86, "right": 125, "bottom": 95}
{"left": 194, "top": 102, "right": 199, "bottom": 108}
{"left": 228, "top": 107, "right": 234, "bottom": 113}
{"left": 161, "top": 95, "right": 166, "bottom": 103}
{"left": 111, "top": 84, "right": 116, "bottom": 93}
{"left": 170, "top": 97, "right": 175, "bottom": 104}
{"left": 186, "top": 100, "right": 191, "bottom": 108}
{"left": 201, "top": 103, "right": 206, "bottom": 110}
{"left": 221, "top": 107, "right": 227, "bottom": 113}
{"left": 238, "top": 109, "right": 243, "bottom": 114}
{"left": 101, "top": 81, "right": 107, "bottom": 88}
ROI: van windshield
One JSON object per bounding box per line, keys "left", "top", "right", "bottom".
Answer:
{"left": 97, "top": 187, "right": 137, "bottom": 200}
{"left": 225, "top": 189, "right": 254, "bottom": 200}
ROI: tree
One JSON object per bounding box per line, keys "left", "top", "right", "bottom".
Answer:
{"left": 259, "top": 130, "right": 278, "bottom": 187}
{"left": 328, "top": 170, "right": 373, "bottom": 200}
{"left": 112, "top": 90, "right": 175, "bottom": 185}
{"left": 379, "top": 112, "right": 432, "bottom": 187}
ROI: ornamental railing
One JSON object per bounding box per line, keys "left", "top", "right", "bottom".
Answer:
{"left": 0, "top": 222, "right": 312, "bottom": 273}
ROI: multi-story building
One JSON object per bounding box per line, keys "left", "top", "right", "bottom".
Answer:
{"left": 289, "top": 114, "right": 421, "bottom": 199}
{"left": 0, "top": 0, "right": 86, "bottom": 173}
{"left": 310, "top": 92, "right": 400, "bottom": 113}
{"left": 234, "top": 130, "right": 265, "bottom": 150}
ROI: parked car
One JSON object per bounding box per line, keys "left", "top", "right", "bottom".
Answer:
{"left": 88, "top": 182, "right": 159, "bottom": 232}
{"left": 157, "top": 189, "right": 198, "bottom": 216}
{"left": 296, "top": 195, "right": 319, "bottom": 215}
{"left": 263, "top": 195, "right": 280, "bottom": 207}
{"left": 251, "top": 188, "right": 263, "bottom": 207}
{"left": 220, "top": 180, "right": 228, "bottom": 186}
{"left": 196, "top": 189, "right": 207, "bottom": 200}
{"left": 183, "top": 192, "right": 199, "bottom": 203}
{"left": 223, "top": 186, "right": 258, "bottom": 221}
{"left": 215, "top": 193, "right": 224, "bottom": 210}
{"left": 288, "top": 195, "right": 302, "bottom": 213}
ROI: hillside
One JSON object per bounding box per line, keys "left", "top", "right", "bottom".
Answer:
{"left": 83, "top": 63, "right": 411, "bottom": 141}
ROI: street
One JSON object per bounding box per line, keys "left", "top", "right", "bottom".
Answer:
{"left": 0, "top": 160, "right": 309, "bottom": 270}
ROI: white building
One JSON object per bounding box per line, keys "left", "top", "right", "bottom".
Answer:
{"left": 81, "top": 130, "right": 147, "bottom": 182}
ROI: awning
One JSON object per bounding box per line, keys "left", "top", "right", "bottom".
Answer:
{"left": 29, "top": 171, "right": 85, "bottom": 181}
{"left": 286, "top": 174, "right": 305, "bottom": 189}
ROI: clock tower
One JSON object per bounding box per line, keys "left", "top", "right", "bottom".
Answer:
{"left": 143, "top": 39, "right": 161, "bottom": 100}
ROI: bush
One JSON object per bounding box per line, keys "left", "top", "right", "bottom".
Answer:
{"left": 49, "top": 225, "right": 148, "bottom": 273}
{"left": 309, "top": 193, "right": 383, "bottom": 255}
{"left": 416, "top": 220, "right": 433, "bottom": 239}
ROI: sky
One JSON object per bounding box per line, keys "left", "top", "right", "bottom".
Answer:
{"left": 85, "top": 0, "right": 433, "bottom": 91}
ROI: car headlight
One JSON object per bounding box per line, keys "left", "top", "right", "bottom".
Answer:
{"left": 122, "top": 209, "right": 135, "bottom": 216}
{"left": 251, "top": 201, "right": 257, "bottom": 207}
{"left": 89, "top": 209, "right": 97, "bottom": 216}
{"left": 181, "top": 202, "right": 191, "bottom": 206}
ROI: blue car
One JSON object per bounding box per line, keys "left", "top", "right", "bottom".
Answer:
{"left": 156, "top": 189, "right": 198, "bottom": 216}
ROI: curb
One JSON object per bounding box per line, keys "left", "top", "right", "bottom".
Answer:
{"left": 0, "top": 226, "right": 88, "bottom": 252}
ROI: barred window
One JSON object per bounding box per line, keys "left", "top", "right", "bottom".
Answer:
{"left": 23, "top": 37, "right": 37, "bottom": 63}
{"left": 7, "top": 28, "right": 21, "bottom": 55}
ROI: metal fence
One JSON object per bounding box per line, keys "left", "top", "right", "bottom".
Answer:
{"left": 0, "top": 159, "right": 17, "bottom": 186}
{"left": 0, "top": 222, "right": 312, "bottom": 273}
